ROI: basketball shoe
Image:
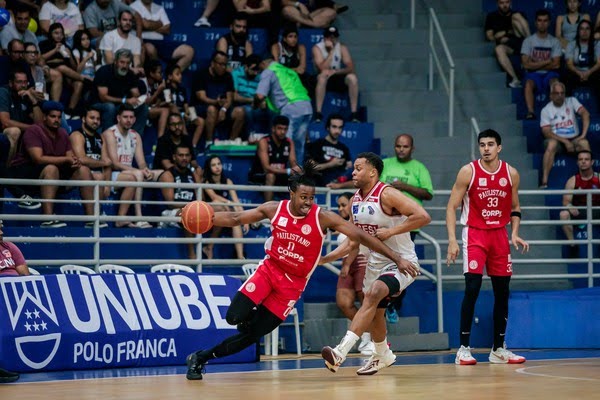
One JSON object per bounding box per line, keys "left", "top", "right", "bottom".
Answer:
{"left": 489, "top": 343, "right": 526, "bottom": 364}
{"left": 356, "top": 349, "right": 396, "bottom": 375}
{"left": 186, "top": 351, "right": 207, "bottom": 380}
{"left": 455, "top": 345, "right": 477, "bottom": 365}
{"left": 321, "top": 346, "right": 345, "bottom": 372}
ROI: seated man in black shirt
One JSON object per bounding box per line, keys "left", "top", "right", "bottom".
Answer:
{"left": 306, "top": 113, "right": 351, "bottom": 187}
{"left": 248, "top": 115, "right": 298, "bottom": 201}
{"left": 153, "top": 113, "right": 202, "bottom": 181}
{"left": 192, "top": 51, "right": 245, "bottom": 147}
{"left": 91, "top": 48, "right": 149, "bottom": 134}
{"left": 485, "top": 0, "right": 530, "bottom": 88}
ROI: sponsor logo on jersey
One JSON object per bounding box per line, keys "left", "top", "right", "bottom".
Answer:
{"left": 277, "top": 216, "right": 288, "bottom": 227}
{"left": 368, "top": 206, "right": 375, "bottom": 215}
{"left": 499, "top": 178, "right": 508, "bottom": 187}
{"left": 469, "top": 260, "right": 478, "bottom": 270}
{"left": 245, "top": 282, "right": 256, "bottom": 292}
{"left": 301, "top": 224, "right": 311, "bottom": 235}
{"left": 479, "top": 178, "right": 487, "bottom": 187}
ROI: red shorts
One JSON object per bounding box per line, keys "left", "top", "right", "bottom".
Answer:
{"left": 462, "top": 226, "right": 512, "bottom": 276}
{"left": 239, "top": 258, "right": 306, "bottom": 320}
{"left": 336, "top": 254, "right": 367, "bottom": 292}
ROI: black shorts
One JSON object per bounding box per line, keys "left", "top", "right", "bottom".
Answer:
{"left": 326, "top": 74, "right": 348, "bottom": 93}
{"left": 6, "top": 163, "right": 75, "bottom": 195}
{"left": 503, "top": 35, "right": 523, "bottom": 52}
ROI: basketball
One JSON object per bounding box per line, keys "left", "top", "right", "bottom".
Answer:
{"left": 180, "top": 201, "right": 214, "bottom": 234}
{"left": 0, "top": 9, "right": 10, "bottom": 27}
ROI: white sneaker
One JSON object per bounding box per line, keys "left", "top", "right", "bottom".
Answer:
{"left": 508, "top": 79, "right": 522, "bottom": 88}
{"left": 357, "top": 338, "right": 375, "bottom": 356}
{"left": 321, "top": 346, "right": 345, "bottom": 373}
{"left": 489, "top": 344, "right": 526, "bottom": 364}
{"left": 194, "top": 17, "right": 211, "bottom": 27}
{"left": 455, "top": 345, "right": 477, "bottom": 365}
{"left": 356, "top": 349, "right": 396, "bottom": 375}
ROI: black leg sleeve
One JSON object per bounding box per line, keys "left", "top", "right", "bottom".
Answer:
{"left": 490, "top": 275, "right": 511, "bottom": 350}
{"left": 460, "top": 273, "right": 483, "bottom": 347}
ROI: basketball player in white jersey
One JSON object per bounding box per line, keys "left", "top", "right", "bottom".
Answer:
{"left": 320, "top": 152, "right": 431, "bottom": 375}
{"left": 103, "top": 104, "right": 163, "bottom": 228}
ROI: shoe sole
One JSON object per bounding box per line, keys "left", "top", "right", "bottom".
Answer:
{"left": 321, "top": 347, "right": 341, "bottom": 373}
{"left": 489, "top": 357, "right": 525, "bottom": 364}
{"left": 356, "top": 354, "right": 396, "bottom": 376}
{"left": 18, "top": 205, "right": 41, "bottom": 210}
{"left": 456, "top": 359, "right": 477, "bottom": 365}
{"left": 186, "top": 353, "right": 203, "bottom": 380}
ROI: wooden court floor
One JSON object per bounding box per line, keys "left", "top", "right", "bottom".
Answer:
{"left": 1, "top": 350, "right": 598, "bottom": 400}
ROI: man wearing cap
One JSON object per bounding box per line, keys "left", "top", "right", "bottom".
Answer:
{"left": 254, "top": 53, "right": 312, "bottom": 164}
{"left": 5, "top": 101, "right": 97, "bottom": 228}
{"left": 312, "top": 26, "right": 360, "bottom": 123}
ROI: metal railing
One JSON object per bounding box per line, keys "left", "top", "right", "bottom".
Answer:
{"left": 428, "top": 7, "right": 455, "bottom": 137}
{"left": 470, "top": 117, "right": 480, "bottom": 161}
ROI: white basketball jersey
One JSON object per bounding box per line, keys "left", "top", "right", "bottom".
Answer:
{"left": 352, "top": 181, "right": 418, "bottom": 267}
{"left": 108, "top": 125, "right": 138, "bottom": 167}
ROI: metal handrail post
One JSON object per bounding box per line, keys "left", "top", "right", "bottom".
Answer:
{"left": 587, "top": 192, "right": 593, "bottom": 287}
{"left": 428, "top": 13, "right": 434, "bottom": 90}
{"left": 418, "top": 231, "right": 444, "bottom": 333}
{"left": 449, "top": 67, "right": 455, "bottom": 137}
{"left": 470, "top": 117, "right": 480, "bottom": 161}
{"left": 410, "top": 0, "right": 416, "bottom": 30}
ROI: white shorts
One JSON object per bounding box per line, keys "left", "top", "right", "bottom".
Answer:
{"left": 363, "top": 261, "right": 417, "bottom": 296}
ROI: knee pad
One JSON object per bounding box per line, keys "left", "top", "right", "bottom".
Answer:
{"left": 375, "top": 274, "right": 401, "bottom": 308}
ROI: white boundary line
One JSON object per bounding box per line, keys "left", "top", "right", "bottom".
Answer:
{"left": 516, "top": 361, "right": 600, "bottom": 381}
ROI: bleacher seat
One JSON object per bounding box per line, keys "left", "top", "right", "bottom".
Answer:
{"left": 308, "top": 122, "right": 375, "bottom": 159}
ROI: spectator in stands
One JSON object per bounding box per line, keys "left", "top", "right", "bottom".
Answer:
{"left": 233, "top": 54, "right": 271, "bottom": 137}
{"left": 143, "top": 59, "right": 170, "bottom": 138}
{"left": 91, "top": 48, "right": 149, "bottom": 134}
{"left": 192, "top": 51, "right": 245, "bottom": 145}
{"left": 539, "top": 81, "right": 590, "bottom": 189}
{"left": 158, "top": 144, "right": 200, "bottom": 258}
{"left": 22, "top": 42, "right": 52, "bottom": 103}
{"left": 559, "top": 150, "right": 600, "bottom": 258}
{"left": 202, "top": 155, "right": 247, "bottom": 260}
{"left": 254, "top": 54, "right": 312, "bottom": 164}
{"left": 248, "top": 115, "right": 298, "bottom": 201}
{"left": 333, "top": 192, "right": 373, "bottom": 356}
{"left": 216, "top": 12, "right": 253, "bottom": 72}
{"left": 39, "top": 0, "right": 84, "bottom": 42}
{"left": 380, "top": 133, "right": 433, "bottom": 323}
{"left": 0, "top": 221, "right": 30, "bottom": 276}
{"left": 130, "top": 0, "right": 195, "bottom": 71}
{"left": 484, "top": 0, "right": 530, "bottom": 88}
{"left": 163, "top": 63, "right": 205, "bottom": 147}
{"left": 280, "top": 0, "right": 337, "bottom": 29}
{"left": 556, "top": 0, "right": 590, "bottom": 50}
{"left": 563, "top": 20, "right": 600, "bottom": 100}
{"left": 0, "top": 367, "right": 19, "bottom": 383}
{"left": 99, "top": 10, "right": 143, "bottom": 73}
{"left": 39, "top": 22, "right": 89, "bottom": 118}
{"left": 0, "top": 68, "right": 43, "bottom": 206}
{"left": 521, "top": 9, "right": 562, "bottom": 120}
{"left": 271, "top": 24, "right": 310, "bottom": 92}
{"left": 5, "top": 101, "right": 97, "bottom": 228}
{"left": 153, "top": 112, "right": 201, "bottom": 180}
{"left": 194, "top": 0, "right": 219, "bottom": 27}
{"left": 83, "top": 0, "right": 138, "bottom": 42}
{"left": 0, "top": 5, "right": 38, "bottom": 51}
{"left": 69, "top": 106, "right": 112, "bottom": 201}
{"left": 306, "top": 113, "right": 351, "bottom": 186}
{"left": 232, "top": 0, "right": 277, "bottom": 45}
{"left": 312, "top": 26, "right": 359, "bottom": 123}
{"left": 71, "top": 28, "right": 99, "bottom": 81}
{"left": 6, "top": 39, "right": 28, "bottom": 73}
{"left": 103, "top": 104, "right": 162, "bottom": 228}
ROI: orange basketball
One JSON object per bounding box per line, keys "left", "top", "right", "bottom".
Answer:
{"left": 180, "top": 201, "right": 215, "bottom": 234}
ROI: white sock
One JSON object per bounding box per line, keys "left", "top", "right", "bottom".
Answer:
{"left": 337, "top": 330, "right": 360, "bottom": 356}
{"left": 361, "top": 332, "right": 371, "bottom": 343}
{"left": 374, "top": 338, "right": 389, "bottom": 355}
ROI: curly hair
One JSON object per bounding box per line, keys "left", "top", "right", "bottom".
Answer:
{"left": 288, "top": 160, "right": 321, "bottom": 192}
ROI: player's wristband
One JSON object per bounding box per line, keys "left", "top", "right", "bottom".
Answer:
{"left": 510, "top": 211, "right": 522, "bottom": 219}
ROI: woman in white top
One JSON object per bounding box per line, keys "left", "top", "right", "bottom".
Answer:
{"left": 39, "top": 0, "right": 84, "bottom": 43}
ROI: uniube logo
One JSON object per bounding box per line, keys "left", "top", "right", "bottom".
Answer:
{"left": 0, "top": 274, "right": 234, "bottom": 369}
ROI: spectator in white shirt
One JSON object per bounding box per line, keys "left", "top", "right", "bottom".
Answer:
{"left": 39, "top": 0, "right": 84, "bottom": 42}
{"left": 539, "top": 81, "right": 591, "bottom": 188}
{"left": 129, "top": 0, "right": 194, "bottom": 71}
{"left": 99, "top": 9, "right": 143, "bottom": 74}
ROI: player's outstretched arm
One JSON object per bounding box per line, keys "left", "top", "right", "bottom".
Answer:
{"left": 509, "top": 166, "right": 529, "bottom": 253}
{"left": 446, "top": 165, "right": 471, "bottom": 266}
{"left": 213, "top": 201, "right": 278, "bottom": 227}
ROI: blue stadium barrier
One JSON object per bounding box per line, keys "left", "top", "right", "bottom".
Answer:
{"left": 307, "top": 122, "right": 375, "bottom": 160}
{"left": 513, "top": 87, "right": 600, "bottom": 120}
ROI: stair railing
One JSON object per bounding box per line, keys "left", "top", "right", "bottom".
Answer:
{"left": 428, "top": 7, "right": 455, "bottom": 137}
{"left": 470, "top": 116, "right": 480, "bottom": 161}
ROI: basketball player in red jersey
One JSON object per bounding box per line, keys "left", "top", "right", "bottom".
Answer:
{"left": 446, "top": 129, "right": 529, "bottom": 366}
{"left": 321, "top": 152, "right": 431, "bottom": 375}
{"left": 186, "top": 161, "right": 420, "bottom": 380}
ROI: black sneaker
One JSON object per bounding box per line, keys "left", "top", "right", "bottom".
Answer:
{"left": 0, "top": 367, "right": 19, "bottom": 383}
{"left": 17, "top": 195, "right": 41, "bottom": 210}
{"left": 350, "top": 112, "right": 360, "bottom": 123}
{"left": 85, "top": 221, "right": 108, "bottom": 228}
{"left": 40, "top": 220, "right": 67, "bottom": 228}
{"left": 313, "top": 112, "right": 323, "bottom": 123}
{"left": 186, "top": 352, "right": 206, "bottom": 380}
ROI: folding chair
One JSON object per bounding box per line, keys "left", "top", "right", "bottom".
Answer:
{"left": 60, "top": 264, "right": 96, "bottom": 275}
{"left": 97, "top": 264, "right": 136, "bottom": 274}
{"left": 28, "top": 267, "right": 40, "bottom": 275}
{"left": 150, "top": 264, "right": 196, "bottom": 273}
{"left": 241, "top": 263, "right": 301, "bottom": 356}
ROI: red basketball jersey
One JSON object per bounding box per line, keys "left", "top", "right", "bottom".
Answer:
{"left": 265, "top": 200, "right": 325, "bottom": 278}
{"left": 461, "top": 160, "right": 513, "bottom": 229}
{"left": 572, "top": 172, "right": 600, "bottom": 207}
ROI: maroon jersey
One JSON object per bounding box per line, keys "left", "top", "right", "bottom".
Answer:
{"left": 572, "top": 172, "right": 600, "bottom": 207}
{"left": 265, "top": 200, "right": 325, "bottom": 278}
{"left": 0, "top": 242, "right": 26, "bottom": 276}
{"left": 461, "top": 160, "right": 513, "bottom": 229}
